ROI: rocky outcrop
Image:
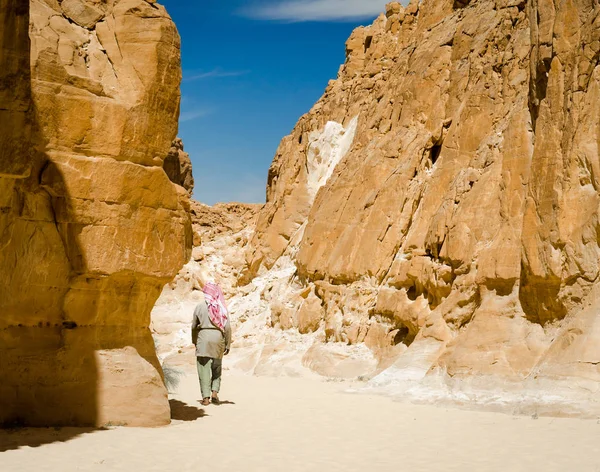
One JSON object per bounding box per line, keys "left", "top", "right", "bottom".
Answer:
{"left": 241, "top": 0, "right": 600, "bottom": 416}
{"left": 0, "top": 0, "right": 191, "bottom": 427}
{"left": 164, "top": 138, "right": 194, "bottom": 195}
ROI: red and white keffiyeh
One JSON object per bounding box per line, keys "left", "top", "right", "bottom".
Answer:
{"left": 202, "top": 282, "right": 228, "bottom": 332}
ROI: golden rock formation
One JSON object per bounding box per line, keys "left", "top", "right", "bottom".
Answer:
{"left": 242, "top": 0, "right": 600, "bottom": 415}
{"left": 163, "top": 138, "right": 194, "bottom": 196}
{"left": 0, "top": 0, "right": 191, "bottom": 427}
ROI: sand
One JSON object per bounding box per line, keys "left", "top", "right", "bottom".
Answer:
{"left": 1, "top": 366, "right": 599, "bottom": 472}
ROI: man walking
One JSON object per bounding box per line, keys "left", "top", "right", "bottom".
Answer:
{"left": 192, "top": 269, "right": 232, "bottom": 406}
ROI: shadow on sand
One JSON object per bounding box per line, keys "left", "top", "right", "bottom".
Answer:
{"left": 0, "top": 427, "right": 106, "bottom": 453}
{"left": 169, "top": 400, "right": 207, "bottom": 421}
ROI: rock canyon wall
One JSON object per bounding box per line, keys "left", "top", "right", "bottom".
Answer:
{"left": 0, "top": 0, "right": 191, "bottom": 426}
{"left": 233, "top": 0, "right": 600, "bottom": 416}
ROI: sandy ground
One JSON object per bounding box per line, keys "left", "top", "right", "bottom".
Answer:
{"left": 1, "top": 367, "right": 599, "bottom": 472}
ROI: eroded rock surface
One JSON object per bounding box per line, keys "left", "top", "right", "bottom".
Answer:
{"left": 163, "top": 137, "right": 194, "bottom": 195}
{"left": 0, "top": 0, "right": 191, "bottom": 427}
{"left": 239, "top": 0, "right": 600, "bottom": 416}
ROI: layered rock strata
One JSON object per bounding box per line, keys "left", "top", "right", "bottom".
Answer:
{"left": 0, "top": 0, "right": 191, "bottom": 427}
{"left": 241, "top": 0, "right": 600, "bottom": 416}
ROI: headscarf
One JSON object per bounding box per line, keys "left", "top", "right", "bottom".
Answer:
{"left": 202, "top": 282, "right": 228, "bottom": 332}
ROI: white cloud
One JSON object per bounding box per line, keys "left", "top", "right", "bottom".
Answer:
{"left": 183, "top": 68, "right": 250, "bottom": 82}
{"left": 240, "top": 0, "right": 388, "bottom": 22}
{"left": 179, "top": 108, "right": 212, "bottom": 122}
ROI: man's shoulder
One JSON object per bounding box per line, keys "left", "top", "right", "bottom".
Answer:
{"left": 193, "top": 301, "right": 208, "bottom": 314}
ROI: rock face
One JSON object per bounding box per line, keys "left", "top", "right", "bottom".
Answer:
{"left": 0, "top": 0, "right": 191, "bottom": 426}
{"left": 242, "top": 0, "right": 600, "bottom": 416}
{"left": 164, "top": 137, "right": 194, "bottom": 195}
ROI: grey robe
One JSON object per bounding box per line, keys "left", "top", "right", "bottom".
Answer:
{"left": 191, "top": 301, "right": 231, "bottom": 359}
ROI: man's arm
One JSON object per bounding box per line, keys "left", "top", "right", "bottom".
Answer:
{"left": 224, "top": 318, "right": 232, "bottom": 354}
{"left": 191, "top": 307, "right": 199, "bottom": 345}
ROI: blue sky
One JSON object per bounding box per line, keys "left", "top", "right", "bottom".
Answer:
{"left": 160, "top": 0, "right": 389, "bottom": 205}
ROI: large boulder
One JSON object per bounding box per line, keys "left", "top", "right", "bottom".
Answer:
{"left": 0, "top": 0, "right": 191, "bottom": 427}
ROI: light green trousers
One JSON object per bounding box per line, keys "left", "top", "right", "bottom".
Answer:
{"left": 196, "top": 357, "right": 222, "bottom": 399}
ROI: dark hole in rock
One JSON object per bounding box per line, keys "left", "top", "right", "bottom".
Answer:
{"left": 393, "top": 326, "right": 415, "bottom": 347}
{"left": 406, "top": 285, "right": 418, "bottom": 301}
{"left": 364, "top": 35, "right": 373, "bottom": 52}
{"left": 62, "top": 321, "right": 78, "bottom": 329}
{"left": 430, "top": 143, "right": 442, "bottom": 165}
{"left": 393, "top": 326, "right": 409, "bottom": 344}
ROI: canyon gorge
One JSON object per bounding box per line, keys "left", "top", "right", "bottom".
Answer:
{"left": 156, "top": 0, "right": 600, "bottom": 418}
{"left": 3, "top": 0, "right": 600, "bottom": 429}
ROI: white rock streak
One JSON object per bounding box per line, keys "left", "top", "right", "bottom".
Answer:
{"left": 306, "top": 116, "right": 358, "bottom": 202}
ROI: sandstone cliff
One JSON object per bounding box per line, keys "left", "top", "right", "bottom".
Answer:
{"left": 239, "top": 0, "right": 600, "bottom": 416}
{"left": 0, "top": 0, "right": 191, "bottom": 426}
